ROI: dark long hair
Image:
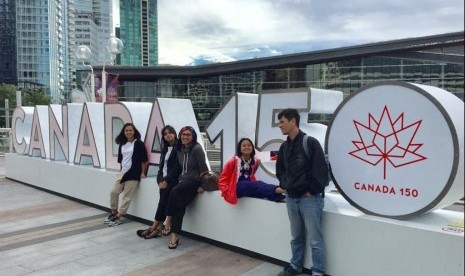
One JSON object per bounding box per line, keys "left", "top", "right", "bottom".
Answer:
{"left": 115, "top": 123, "right": 142, "bottom": 144}
{"left": 236, "top": 137, "right": 256, "bottom": 159}
{"left": 176, "top": 126, "right": 198, "bottom": 150}
{"left": 160, "top": 125, "right": 177, "bottom": 152}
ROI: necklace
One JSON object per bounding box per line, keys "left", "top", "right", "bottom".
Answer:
{"left": 242, "top": 157, "right": 251, "bottom": 171}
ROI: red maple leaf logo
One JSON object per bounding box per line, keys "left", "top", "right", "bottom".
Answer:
{"left": 349, "top": 105, "right": 427, "bottom": 179}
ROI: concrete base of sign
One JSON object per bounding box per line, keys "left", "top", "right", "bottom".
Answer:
{"left": 5, "top": 154, "right": 464, "bottom": 276}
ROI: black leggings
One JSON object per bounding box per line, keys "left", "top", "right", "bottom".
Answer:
{"left": 165, "top": 178, "right": 200, "bottom": 233}
{"left": 154, "top": 181, "right": 175, "bottom": 222}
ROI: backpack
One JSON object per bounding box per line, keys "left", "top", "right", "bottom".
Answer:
{"left": 302, "top": 133, "right": 331, "bottom": 188}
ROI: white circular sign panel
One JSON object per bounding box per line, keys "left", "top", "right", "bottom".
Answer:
{"left": 326, "top": 81, "right": 464, "bottom": 218}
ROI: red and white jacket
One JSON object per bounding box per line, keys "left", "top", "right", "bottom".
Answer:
{"left": 218, "top": 156, "right": 261, "bottom": 204}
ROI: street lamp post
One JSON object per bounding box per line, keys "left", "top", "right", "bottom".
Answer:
{"left": 75, "top": 45, "right": 95, "bottom": 102}
{"left": 101, "top": 37, "right": 124, "bottom": 103}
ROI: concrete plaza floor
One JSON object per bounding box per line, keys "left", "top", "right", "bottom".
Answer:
{"left": 0, "top": 158, "right": 284, "bottom": 276}
{"left": 1, "top": 156, "right": 463, "bottom": 276}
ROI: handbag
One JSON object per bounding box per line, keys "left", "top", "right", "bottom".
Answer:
{"left": 200, "top": 171, "right": 219, "bottom": 191}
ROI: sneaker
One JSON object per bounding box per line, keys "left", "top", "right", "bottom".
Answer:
{"left": 104, "top": 214, "right": 116, "bottom": 224}
{"left": 108, "top": 218, "right": 122, "bottom": 227}
{"left": 277, "top": 264, "right": 301, "bottom": 276}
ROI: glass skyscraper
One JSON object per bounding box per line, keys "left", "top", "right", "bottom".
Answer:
{"left": 0, "top": 0, "right": 17, "bottom": 85}
{"left": 119, "top": 0, "right": 158, "bottom": 66}
{"left": 14, "top": 0, "right": 68, "bottom": 102}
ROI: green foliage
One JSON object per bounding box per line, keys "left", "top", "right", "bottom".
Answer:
{"left": 0, "top": 83, "right": 51, "bottom": 127}
{"left": 0, "top": 83, "right": 51, "bottom": 107}
{"left": 0, "top": 83, "right": 17, "bottom": 107}
{"left": 22, "top": 89, "right": 51, "bottom": 106}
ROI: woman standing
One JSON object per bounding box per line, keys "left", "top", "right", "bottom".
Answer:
{"left": 104, "top": 123, "right": 148, "bottom": 226}
{"left": 163, "top": 126, "right": 209, "bottom": 249}
{"left": 219, "top": 138, "right": 285, "bottom": 204}
{"left": 136, "top": 125, "right": 179, "bottom": 238}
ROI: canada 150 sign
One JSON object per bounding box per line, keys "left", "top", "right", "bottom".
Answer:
{"left": 326, "top": 81, "right": 464, "bottom": 218}
{"left": 11, "top": 82, "right": 464, "bottom": 218}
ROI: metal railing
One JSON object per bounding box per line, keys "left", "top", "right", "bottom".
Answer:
{"left": 0, "top": 128, "right": 12, "bottom": 156}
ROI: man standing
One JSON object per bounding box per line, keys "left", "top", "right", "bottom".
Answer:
{"left": 276, "top": 108, "right": 328, "bottom": 276}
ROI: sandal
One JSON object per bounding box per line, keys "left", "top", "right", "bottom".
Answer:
{"left": 163, "top": 226, "right": 171, "bottom": 236}
{"left": 168, "top": 238, "right": 179, "bottom": 249}
{"left": 144, "top": 228, "right": 162, "bottom": 239}
{"left": 136, "top": 228, "right": 152, "bottom": 238}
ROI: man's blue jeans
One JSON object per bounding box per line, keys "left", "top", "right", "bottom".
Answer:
{"left": 286, "top": 193, "right": 325, "bottom": 274}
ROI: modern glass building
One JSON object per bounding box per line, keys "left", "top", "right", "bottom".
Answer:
{"left": 0, "top": 0, "right": 17, "bottom": 85}
{"left": 73, "top": 0, "right": 113, "bottom": 95}
{"left": 13, "top": 0, "right": 68, "bottom": 102}
{"left": 96, "top": 31, "right": 464, "bottom": 129}
{"left": 119, "top": 0, "right": 158, "bottom": 66}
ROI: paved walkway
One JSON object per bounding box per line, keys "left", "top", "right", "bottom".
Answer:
{"left": 1, "top": 157, "right": 462, "bottom": 276}
{"left": 0, "top": 158, "right": 283, "bottom": 276}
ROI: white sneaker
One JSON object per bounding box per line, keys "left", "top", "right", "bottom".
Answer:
{"left": 108, "top": 218, "right": 122, "bottom": 227}
{"left": 104, "top": 214, "right": 116, "bottom": 224}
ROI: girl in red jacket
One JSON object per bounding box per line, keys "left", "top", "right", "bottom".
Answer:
{"left": 219, "top": 138, "right": 285, "bottom": 204}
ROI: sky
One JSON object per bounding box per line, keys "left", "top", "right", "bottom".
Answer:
{"left": 113, "top": 0, "right": 464, "bottom": 66}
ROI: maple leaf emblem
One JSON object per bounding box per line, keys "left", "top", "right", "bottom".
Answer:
{"left": 349, "top": 105, "right": 427, "bottom": 179}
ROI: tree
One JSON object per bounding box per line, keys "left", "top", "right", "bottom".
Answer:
{"left": 22, "top": 89, "right": 51, "bottom": 106}
{"left": 0, "top": 83, "right": 17, "bottom": 108}
{"left": 0, "top": 83, "right": 17, "bottom": 127}
{"left": 0, "top": 84, "right": 51, "bottom": 127}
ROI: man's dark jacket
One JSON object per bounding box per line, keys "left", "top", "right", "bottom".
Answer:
{"left": 276, "top": 131, "right": 328, "bottom": 196}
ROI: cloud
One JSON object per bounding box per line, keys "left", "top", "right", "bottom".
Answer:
{"left": 158, "top": 0, "right": 464, "bottom": 65}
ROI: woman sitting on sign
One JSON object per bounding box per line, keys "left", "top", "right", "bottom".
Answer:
{"left": 163, "top": 126, "right": 209, "bottom": 249}
{"left": 219, "top": 138, "right": 285, "bottom": 204}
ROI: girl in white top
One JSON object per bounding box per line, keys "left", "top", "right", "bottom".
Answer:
{"left": 104, "top": 123, "right": 148, "bottom": 226}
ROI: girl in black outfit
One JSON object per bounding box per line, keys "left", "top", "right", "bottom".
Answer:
{"left": 163, "top": 126, "right": 209, "bottom": 249}
{"left": 136, "top": 125, "right": 179, "bottom": 238}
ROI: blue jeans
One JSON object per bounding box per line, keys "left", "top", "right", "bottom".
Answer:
{"left": 286, "top": 193, "right": 325, "bottom": 274}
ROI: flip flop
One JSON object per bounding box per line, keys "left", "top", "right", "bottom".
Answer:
{"left": 136, "top": 228, "right": 152, "bottom": 238}
{"left": 144, "top": 228, "right": 162, "bottom": 239}
{"left": 168, "top": 238, "right": 179, "bottom": 249}
{"left": 163, "top": 227, "right": 171, "bottom": 236}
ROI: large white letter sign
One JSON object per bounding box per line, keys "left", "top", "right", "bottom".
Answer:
{"left": 28, "top": 106, "right": 49, "bottom": 158}
{"left": 68, "top": 103, "right": 84, "bottom": 163}
{"left": 157, "top": 98, "right": 208, "bottom": 163}
{"left": 74, "top": 103, "right": 101, "bottom": 167}
{"left": 49, "top": 104, "right": 69, "bottom": 161}
{"left": 206, "top": 88, "right": 343, "bottom": 184}
{"left": 104, "top": 103, "right": 133, "bottom": 170}
{"left": 205, "top": 93, "right": 259, "bottom": 168}
{"left": 12, "top": 106, "right": 34, "bottom": 154}
{"left": 326, "top": 81, "right": 464, "bottom": 218}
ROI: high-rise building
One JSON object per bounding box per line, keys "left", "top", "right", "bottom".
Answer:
{"left": 0, "top": 0, "right": 17, "bottom": 85}
{"left": 119, "top": 0, "right": 158, "bottom": 66}
{"left": 72, "top": 0, "right": 113, "bottom": 94}
{"left": 0, "top": 0, "right": 113, "bottom": 103}
{"left": 14, "top": 0, "right": 69, "bottom": 102}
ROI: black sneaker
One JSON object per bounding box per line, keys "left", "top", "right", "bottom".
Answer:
{"left": 104, "top": 214, "right": 116, "bottom": 224}
{"left": 277, "top": 264, "right": 301, "bottom": 276}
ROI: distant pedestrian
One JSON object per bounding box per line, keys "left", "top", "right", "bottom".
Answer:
{"left": 276, "top": 108, "right": 328, "bottom": 276}
{"left": 104, "top": 123, "right": 148, "bottom": 226}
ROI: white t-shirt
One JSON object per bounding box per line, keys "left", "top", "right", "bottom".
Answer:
{"left": 163, "top": 146, "right": 173, "bottom": 177}
{"left": 121, "top": 140, "right": 136, "bottom": 173}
